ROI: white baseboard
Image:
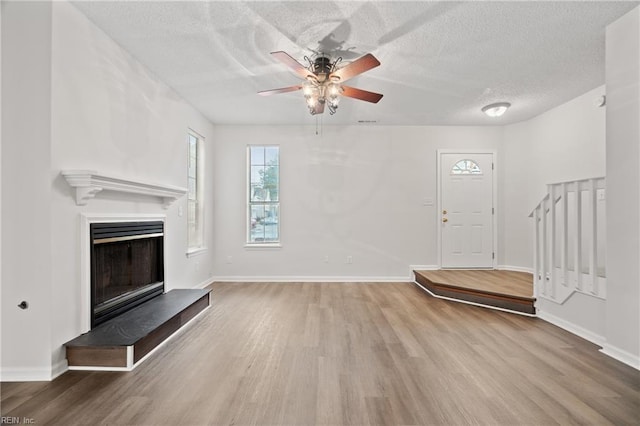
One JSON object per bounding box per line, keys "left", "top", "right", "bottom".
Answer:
{"left": 497, "top": 265, "right": 534, "bottom": 274}
{"left": 411, "top": 265, "right": 533, "bottom": 274}
{"left": 600, "top": 344, "right": 640, "bottom": 370}
{"left": 540, "top": 303, "right": 639, "bottom": 370}
{"left": 536, "top": 309, "right": 606, "bottom": 347}
{"left": 409, "top": 265, "right": 439, "bottom": 279}
{"left": 51, "top": 359, "right": 69, "bottom": 380}
{"left": 208, "top": 266, "right": 527, "bottom": 285}
{"left": 409, "top": 264, "right": 439, "bottom": 271}
{"left": 194, "top": 278, "right": 215, "bottom": 289}
{"left": 169, "top": 279, "right": 214, "bottom": 290}
{"left": 210, "top": 275, "right": 411, "bottom": 283}
{"left": 0, "top": 366, "right": 53, "bottom": 382}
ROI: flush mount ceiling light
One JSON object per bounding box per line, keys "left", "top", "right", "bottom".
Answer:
{"left": 482, "top": 102, "right": 511, "bottom": 117}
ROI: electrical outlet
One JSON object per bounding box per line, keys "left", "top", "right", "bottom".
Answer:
{"left": 226, "top": 256, "right": 232, "bottom": 264}
{"left": 323, "top": 255, "right": 329, "bottom": 263}
{"left": 347, "top": 256, "right": 353, "bottom": 264}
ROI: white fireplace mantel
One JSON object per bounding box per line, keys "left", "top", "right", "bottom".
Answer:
{"left": 61, "top": 170, "right": 187, "bottom": 209}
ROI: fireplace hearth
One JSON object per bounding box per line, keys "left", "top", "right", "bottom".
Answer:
{"left": 90, "top": 221, "right": 164, "bottom": 327}
{"left": 66, "top": 217, "right": 210, "bottom": 371}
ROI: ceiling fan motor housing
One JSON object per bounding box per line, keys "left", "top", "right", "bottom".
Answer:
{"left": 313, "top": 57, "right": 332, "bottom": 76}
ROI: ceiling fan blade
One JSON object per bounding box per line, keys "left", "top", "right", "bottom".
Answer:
{"left": 332, "top": 53, "right": 381, "bottom": 83}
{"left": 341, "top": 86, "right": 384, "bottom": 103}
{"left": 270, "top": 51, "right": 311, "bottom": 80}
{"left": 258, "top": 85, "right": 302, "bottom": 96}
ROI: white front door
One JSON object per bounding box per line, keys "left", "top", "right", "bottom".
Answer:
{"left": 440, "top": 152, "right": 494, "bottom": 268}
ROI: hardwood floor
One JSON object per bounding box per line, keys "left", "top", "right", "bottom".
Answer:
{"left": 2, "top": 282, "right": 639, "bottom": 425}
{"left": 415, "top": 270, "right": 534, "bottom": 298}
{"left": 414, "top": 270, "right": 536, "bottom": 314}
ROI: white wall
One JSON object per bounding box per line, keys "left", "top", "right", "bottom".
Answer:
{"left": 212, "top": 125, "right": 502, "bottom": 280}
{"left": 500, "top": 86, "right": 607, "bottom": 271}
{"left": 604, "top": 6, "right": 640, "bottom": 368}
{"left": 497, "top": 6, "right": 640, "bottom": 370}
{"left": 500, "top": 86, "right": 608, "bottom": 344}
{"left": 501, "top": 86, "right": 608, "bottom": 346}
{"left": 1, "top": 0, "right": 54, "bottom": 381}
{"left": 1, "top": 1, "right": 216, "bottom": 381}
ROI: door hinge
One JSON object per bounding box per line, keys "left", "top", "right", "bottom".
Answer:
{"left": 492, "top": 163, "right": 494, "bottom": 170}
{"left": 492, "top": 207, "right": 494, "bottom": 215}
{"left": 492, "top": 252, "right": 495, "bottom": 259}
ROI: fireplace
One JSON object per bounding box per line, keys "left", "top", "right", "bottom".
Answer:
{"left": 90, "top": 221, "right": 164, "bottom": 327}
{"left": 67, "top": 216, "right": 210, "bottom": 371}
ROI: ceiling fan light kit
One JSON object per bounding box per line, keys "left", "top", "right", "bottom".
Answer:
{"left": 258, "top": 51, "right": 383, "bottom": 116}
{"left": 482, "top": 102, "right": 511, "bottom": 117}
{"left": 303, "top": 70, "right": 343, "bottom": 115}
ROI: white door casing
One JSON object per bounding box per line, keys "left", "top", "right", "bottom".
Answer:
{"left": 438, "top": 151, "right": 495, "bottom": 268}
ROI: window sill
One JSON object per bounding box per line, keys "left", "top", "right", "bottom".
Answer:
{"left": 244, "top": 243, "right": 282, "bottom": 250}
{"left": 186, "top": 247, "right": 208, "bottom": 258}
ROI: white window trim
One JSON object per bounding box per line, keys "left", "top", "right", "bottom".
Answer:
{"left": 246, "top": 145, "right": 281, "bottom": 246}
{"left": 451, "top": 159, "right": 483, "bottom": 175}
{"left": 243, "top": 243, "right": 282, "bottom": 249}
{"left": 187, "top": 129, "right": 207, "bottom": 255}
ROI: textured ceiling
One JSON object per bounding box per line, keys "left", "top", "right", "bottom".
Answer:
{"left": 71, "top": 1, "right": 639, "bottom": 126}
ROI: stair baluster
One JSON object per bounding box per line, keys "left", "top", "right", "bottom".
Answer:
{"left": 530, "top": 177, "right": 606, "bottom": 304}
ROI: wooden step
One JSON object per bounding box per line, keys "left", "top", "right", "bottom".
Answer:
{"left": 414, "top": 270, "right": 536, "bottom": 315}
{"left": 65, "top": 289, "right": 210, "bottom": 370}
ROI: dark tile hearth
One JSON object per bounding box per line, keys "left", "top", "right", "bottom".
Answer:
{"left": 65, "top": 289, "right": 211, "bottom": 370}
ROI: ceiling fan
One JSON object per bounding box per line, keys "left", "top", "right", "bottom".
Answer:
{"left": 258, "top": 51, "right": 383, "bottom": 115}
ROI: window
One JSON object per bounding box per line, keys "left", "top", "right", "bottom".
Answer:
{"left": 187, "top": 130, "right": 205, "bottom": 253}
{"left": 451, "top": 159, "right": 482, "bottom": 175}
{"left": 248, "top": 146, "right": 279, "bottom": 244}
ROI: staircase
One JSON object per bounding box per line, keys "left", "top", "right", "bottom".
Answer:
{"left": 530, "top": 177, "right": 606, "bottom": 303}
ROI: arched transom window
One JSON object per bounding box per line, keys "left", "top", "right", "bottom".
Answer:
{"left": 451, "top": 159, "right": 482, "bottom": 175}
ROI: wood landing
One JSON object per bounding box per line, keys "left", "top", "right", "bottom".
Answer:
{"left": 414, "top": 269, "right": 536, "bottom": 315}
{"left": 65, "top": 289, "right": 211, "bottom": 370}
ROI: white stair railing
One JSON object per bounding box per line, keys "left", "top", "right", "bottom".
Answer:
{"left": 530, "top": 177, "right": 606, "bottom": 304}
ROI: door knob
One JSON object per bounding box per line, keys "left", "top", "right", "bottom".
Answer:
{"left": 442, "top": 218, "right": 448, "bottom": 223}
{"left": 442, "top": 210, "right": 448, "bottom": 215}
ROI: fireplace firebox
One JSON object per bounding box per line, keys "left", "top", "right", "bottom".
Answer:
{"left": 90, "top": 221, "right": 164, "bottom": 327}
